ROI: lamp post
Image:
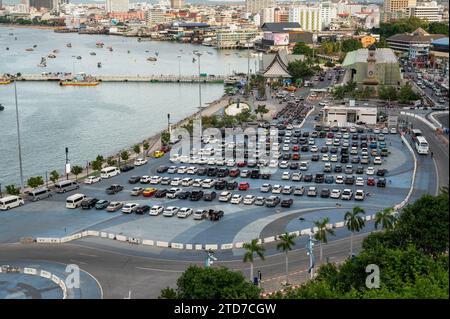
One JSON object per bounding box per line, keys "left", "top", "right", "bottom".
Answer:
{"left": 14, "top": 77, "right": 24, "bottom": 193}
{"left": 195, "top": 52, "right": 202, "bottom": 109}
{"left": 65, "top": 147, "right": 70, "bottom": 180}
{"left": 0, "top": 182, "right": 2, "bottom": 198}
{"left": 299, "top": 217, "right": 317, "bottom": 279}
{"left": 177, "top": 55, "right": 181, "bottom": 80}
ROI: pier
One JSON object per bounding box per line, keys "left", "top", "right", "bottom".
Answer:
{"left": 17, "top": 74, "right": 228, "bottom": 84}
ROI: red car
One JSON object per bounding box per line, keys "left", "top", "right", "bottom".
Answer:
{"left": 292, "top": 153, "right": 300, "bottom": 160}
{"left": 238, "top": 182, "right": 250, "bottom": 191}
{"left": 160, "top": 146, "right": 170, "bottom": 153}
{"left": 367, "top": 177, "right": 375, "bottom": 186}
{"left": 229, "top": 168, "right": 240, "bottom": 177}
{"left": 292, "top": 145, "right": 300, "bottom": 151}
{"left": 237, "top": 161, "right": 247, "bottom": 167}
{"left": 327, "top": 132, "right": 334, "bottom": 138}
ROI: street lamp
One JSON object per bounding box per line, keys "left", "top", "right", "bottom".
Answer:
{"left": 177, "top": 55, "right": 181, "bottom": 80}
{"left": 13, "top": 75, "right": 24, "bottom": 193}
{"left": 299, "top": 217, "right": 317, "bottom": 279}
{"left": 195, "top": 52, "right": 202, "bottom": 109}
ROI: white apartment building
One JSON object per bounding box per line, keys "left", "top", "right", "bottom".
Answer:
{"left": 288, "top": 5, "right": 322, "bottom": 32}
{"left": 320, "top": 1, "right": 337, "bottom": 30}
{"left": 260, "top": 7, "right": 275, "bottom": 25}
{"left": 145, "top": 8, "right": 165, "bottom": 26}
{"left": 407, "top": 1, "right": 443, "bottom": 22}
{"left": 246, "top": 0, "right": 276, "bottom": 14}
{"left": 106, "top": 0, "right": 129, "bottom": 13}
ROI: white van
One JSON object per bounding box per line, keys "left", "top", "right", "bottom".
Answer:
{"left": 54, "top": 180, "right": 79, "bottom": 193}
{"left": 66, "top": 193, "right": 86, "bottom": 209}
{"left": 0, "top": 196, "right": 25, "bottom": 210}
{"left": 28, "top": 187, "right": 52, "bottom": 201}
{"left": 100, "top": 166, "right": 120, "bottom": 179}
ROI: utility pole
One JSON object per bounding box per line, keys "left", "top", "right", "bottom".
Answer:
{"left": 14, "top": 79, "right": 24, "bottom": 193}
{"left": 177, "top": 55, "right": 181, "bottom": 80}
{"left": 196, "top": 52, "right": 202, "bottom": 109}
{"left": 65, "top": 147, "right": 69, "bottom": 180}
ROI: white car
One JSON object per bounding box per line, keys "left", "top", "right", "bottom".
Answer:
{"left": 150, "top": 176, "right": 162, "bottom": 184}
{"left": 193, "top": 178, "right": 203, "bottom": 187}
{"left": 215, "top": 158, "right": 225, "bottom": 166}
{"left": 260, "top": 184, "right": 272, "bottom": 192}
{"left": 219, "top": 191, "right": 232, "bottom": 202}
{"left": 333, "top": 139, "right": 340, "bottom": 146}
{"left": 308, "top": 138, "right": 315, "bottom": 145}
{"left": 299, "top": 161, "right": 309, "bottom": 170}
{"left": 343, "top": 133, "right": 350, "bottom": 139}
{"left": 341, "top": 189, "right": 353, "bottom": 200}
{"left": 230, "top": 194, "right": 243, "bottom": 204}
{"left": 330, "top": 189, "right": 341, "bottom": 199}
{"left": 355, "top": 177, "right": 365, "bottom": 186}
{"left": 170, "top": 177, "right": 182, "bottom": 186}
{"left": 390, "top": 127, "right": 397, "bottom": 134}
{"left": 292, "top": 172, "right": 302, "bottom": 181}
{"left": 382, "top": 127, "right": 389, "bottom": 134}
{"left": 226, "top": 159, "right": 235, "bottom": 167}
{"left": 272, "top": 184, "right": 282, "bottom": 194}
{"left": 130, "top": 187, "right": 144, "bottom": 196}
{"left": 134, "top": 158, "right": 148, "bottom": 166}
{"left": 122, "top": 203, "right": 139, "bottom": 214}
{"left": 198, "top": 158, "right": 208, "bottom": 165}
{"left": 177, "top": 207, "right": 193, "bottom": 218}
{"left": 307, "top": 186, "right": 317, "bottom": 196}
{"left": 181, "top": 177, "right": 194, "bottom": 187}
{"left": 325, "top": 139, "right": 333, "bottom": 146}
{"left": 179, "top": 156, "right": 189, "bottom": 163}
{"left": 149, "top": 205, "right": 164, "bottom": 216}
{"left": 163, "top": 206, "right": 180, "bottom": 217}
{"left": 330, "top": 154, "right": 338, "bottom": 162}
{"left": 167, "top": 166, "right": 178, "bottom": 174}
{"left": 350, "top": 147, "right": 358, "bottom": 155}
{"left": 279, "top": 161, "right": 289, "bottom": 169}
{"left": 243, "top": 195, "right": 256, "bottom": 205}
{"left": 373, "top": 156, "right": 382, "bottom": 165}
{"left": 169, "top": 154, "right": 180, "bottom": 163}
{"left": 366, "top": 167, "right": 375, "bottom": 175}
{"left": 322, "top": 154, "right": 330, "bottom": 162}
{"left": 335, "top": 175, "right": 344, "bottom": 184}
{"left": 310, "top": 145, "right": 319, "bottom": 152}
{"left": 177, "top": 166, "right": 188, "bottom": 174}
{"left": 282, "top": 144, "right": 290, "bottom": 151}
{"left": 282, "top": 171, "right": 291, "bottom": 180}
{"left": 373, "top": 128, "right": 380, "bottom": 134}
{"left": 201, "top": 179, "right": 215, "bottom": 188}
{"left": 161, "top": 177, "right": 171, "bottom": 185}
{"left": 166, "top": 187, "right": 183, "bottom": 199}
{"left": 269, "top": 160, "right": 279, "bottom": 168}
{"left": 84, "top": 175, "right": 101, "bottom": 184}
{"left": 186, "top": 166, "right": 198, "bottom": 175}
{"left": 140, "top": 175, "right": 151, "bottom": 183}
{"left": 349, "top": 127, "right": 357, "bottom": 133}
{"left": 354, "top": 190, "right": 365, "bottom": 201}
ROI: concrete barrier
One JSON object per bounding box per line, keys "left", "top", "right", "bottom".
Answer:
{"left": 234, "top": 242, "right": 244, "bottom": 249}
{"left": 81, "top": 231, "right": 88, "bottom": 237}
{"left": 40, "top": 270, "right": 51, "bottom": 279}
{"left": 108, "top": 233, "right": 115, "bottom": 240}
{"left": 100, "top": 232, "right": 107, "bottom": 238}
{"left": 263, "top": 236, "right": 275, "bottom": 243}
{"left": 156, "top": 241, "right": 169, "bottom": 248}
{"left": 116, "top": 235, "right": 127, "bottom": 242}
{"left": 326, "top": 223, "right": 333, "bottom": 229}
{"left": 24, "top": 267, "right": 37, "bottom": 275}
{"left": 289, "top": 231, "right": 300, "bottom": 237}
{"left": 205, "top": 244, "right": 218, "bottom": 250}
{"left": 185, "top": 244, "right": 193, "bottom": 250}
{"left": 170, "top": 243, "right": 184, "bottom": 249}
{"left": 87, "top": 230, "right": 99, "bottom": 237}
{"left": 142, "top": 239, "right": 154, "bottom": 246}
{"left": 195, "top": 244, "right": 203, "bottom": 250}
{"left": 300, "top": 228, "right": 312, "bottom": 235}
{"left": 334, "top": 221, "right": 345, "bottom": 228}
{"left": 128, "top": 237, "right": 140, "bottom": 244}
{"left": 51, "top": 274, "right": 61, "bottom": 285}
{"left": 221, "top": 243, "right": 233, "bottom": 250}
{"left": 365, "top": 215, "right": 372, "bottom": 221}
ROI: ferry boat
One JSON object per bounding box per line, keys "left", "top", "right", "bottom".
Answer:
{"left": 96, "top": 42, "right": 104, "bottom": 48}
{"left": 59, "top": 73, "right": 100, "bottom": 86}
{"left": 97, "top": 62, "right": 102, "bottom": 68}
{"left": 147, "top": 57, "right": 157, "bottom": 62}
{"left": 47, "top": 54, "right": 56, "bottom": 58}
{"left": 0, "top": 104, "right": 4, "bottom": 111}
{"left": 66, "top": 43, "right": 72, "bottom": 48}
{"left": 76, "top": 56, "right": 82, "bottom": 60}
{"left": 90, "top": 52, "right": 96, "bottom": 56}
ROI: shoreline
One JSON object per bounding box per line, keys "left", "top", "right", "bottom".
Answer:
{"left": 0, "top": 24, "right": 58, "bottom": 30}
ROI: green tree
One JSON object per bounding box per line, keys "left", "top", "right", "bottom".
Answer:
{"left": 293, "top": 42, "right": 313, "bottom": 56}
{"left": 91, "top": 159, "right": 102, "bottom": 171}
{"left": 332, "top": 86, "right": 346, "bottom": 100}
{"left": 426, "top": 22, "right": 449, "bottom": 36}
{"left": 398, "top": 84, "right": 420, "bottom": 104}
{"left": 120, "top": 150, "right": 130, "bottom": 162}
{"left": 243, "top": 239, "right": 265, "bottom": 282}
{"left": 71, "top": 165, "right": 83, "bottom": 179}
{"left": 161, "top": 131, "right": 171, "bottom": 146}
{"left": 314, "top": 217, "right": 335, "bottom": 262}
{"left": 95, "top": 155, "right": 104, "bottom": 164}
{"left": 143, "top": 142, "right": 150, "bottom": 156}
{"left": 255, "top": 104, "right": 269, "bottom": 120}
{"left": 133, "top": 144, "right": 141, "bottom": 155}
{"left": 341, "top": 39, "right": 363, "bottom": 52}
{"left": 27, "top": 176, "right": 44, "bottom": 189}
{"left": 379, "top": 86, "right": 398, "bottom": 101}
{"left": 49, "top": 170, "right": 59, "bottom": 185}
{"left": 276, "top": 233, "right": 296, "bottom": 284}
{"left": 106, "top": 157, "right": 117, "bottom": 167}
{"left": 159, "top": 265, "right": 261, "bottom": 299}
{"left": 344, "top": 206, "right": 366, "bottom": 256}
{"left": 287, "top": 60, "right": 315, "bottom": 82}
{"left": 374, "top": 207, "right": 397, "bottom": 231}
{"left": 5, "top": 185, "right": 20, "bottom": 195}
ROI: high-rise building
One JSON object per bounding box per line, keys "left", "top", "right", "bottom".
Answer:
{"left": 382, "top": 0, "right": 416, "bottom": 21}
{"left": 170, "top": 0, "right": 184, "bottom": 10}
{"left": 106, "top": 0, "right": 129, "bottom": 13}
{"left": 320, "top": 1, "right": 337, "bottom": 30}
{"left": 289, "top": 5, "right": 322, "bottom": 32}
{"left": 145, "top": 8, "right": 166, "bottom": 26}
{"left": 407, "top": 1, "right": 443, "bottom": 22}
{"left": 260, "top": 7, "right": 275, "bottom": 25}
{"left": 245, "top": 0, "right": 276, "bottom": 14}
{"left": 29, "top": 0, "right": 52, "bottom": 10}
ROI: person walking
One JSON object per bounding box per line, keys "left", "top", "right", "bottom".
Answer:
{"left": 431, "top": 151, "right": 434, "bottom": 158}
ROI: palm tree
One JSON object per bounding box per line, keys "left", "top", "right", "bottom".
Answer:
{"left": 243, "top": 239, "right": 265, "bottom": 282}
{"left": 374, "top": 207, "right": 397, "bottom": 231}
{"left": 313, "top": 217, "right": 335, "bottom": 262}
{"left": 344, "top": 206, "right": 366, "bottom": 256}
{"left": 276, "top": 233, "right": 296, "bottom": 284}
{"left": 255, "top": 104, "right": 269, "bottom": 120}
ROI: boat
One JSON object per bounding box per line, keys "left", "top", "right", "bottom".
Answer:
{"left": 38, "top": 62, "right": 47, "bottom": 67}
{"left": 107, "top": 47, "right": 113, "bottom": 52}
{"left": 90, "top": 52, "right": 96, "bottom": 56}
{"left": 53, "top": 49, "right": 59, "bottom": 53}
{"left": 0, "top": 104, "right": 5, "bottom": 111}
{"left": 96, "top": 42, "right": 104, "bottom": 48}
{"left": 76, "top": 56, "right": 82, "bottom": 60}
{"left": 155, "top": 52, "right": 159, "bottom": 56}
{"left": 97, "top": 62, "right": 102, "bottom": 68}
{"left": 66, "top": 43, "right": 72, "bottom": 48}
{"left": 25, "top": 48, "right": 34, "bottom": 51}
{"left": 0, "top": 79, "right": 11, "bottom": 85}
{"left": 192, "top": 58, "right": 196, "bottom": 63}
{"left": 147, "top": 57, "right": 157, "bottom": 62}
{"left": 6, "top": 47, "right": 9, "bottom": 50}
{"left": 47, "top": 54, "right": 56, "bottom": 58}
{"left": 33, "top": 44, "right": 37, "bottom": 48}
{"left": 127, "top": 50, "right": 130, "bottom": 54}
{"left": 59, "top": 72, "right": 100, "bottom": 86}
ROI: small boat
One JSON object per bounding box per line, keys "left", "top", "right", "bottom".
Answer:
{"left": 25, "top": 48, "right": 34, "bottom": 51}
{"left": 38, "top": 62, "right": 47, "bottom": 67}
{"left": 33, "top": 44, "right": 37, "bottom": 48}
{"left": 76, "top": 56, "right": 82, "bottom": 60}
{"left": 0, "top": 78, "right": 12, "bottom": 85}
{"left": 147, "top": 57, "right": 157, "bottom": 62}
{"left": 90, "top": 52, "right": 96, "bottom": 56}
{"left": 127, "top": 50, "right": 130, "bottom": 54}
{"left": 0, "top": 104, "right": 5, "bottom": 111}
{"left": 145, "top": 50, "right": 149, "bottom": 53}
{"left": 66, "top": 43, "right": 72, "bottom": 48}
{"left": 96, "top": 42, "right": 104, "bottom": 48}
{"left": 6, "top": 47, "right": 9, "bottom": 50}
{"left": 47, "top": 54, "right": 56, "bottom": 58}
{"left": 53, "top": 49, "right": 59, "bottom": 53}
{"left": 107, "top": 47, "right": 113, "bottom": 52}
{"left": 97, "top": 62, "right": 102, "bottom": 68}
{"left": 155, "top": 52, "right": 159, "bottom": 56}
{"left": 192, "top": 58, "right": 196, "bottom": 63}
{"left": 14, "top": 37, "right": 17, "bottom": 40}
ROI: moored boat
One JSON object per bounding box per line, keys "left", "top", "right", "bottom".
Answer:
{"left": 147, "top": 57, "right": 157, "bottom": 62}
{"left": 59, "top": 72, "right": 100, "bottom": 86}
{"left": 66, "top": 43, "right": 72, "bottom": 48}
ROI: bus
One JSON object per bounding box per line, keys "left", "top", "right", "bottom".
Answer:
{"left": 411, "top": 129, "right": 422, "bottom": 141}
{"left": 415, "top": 136, "right": 429, "bottom": 155}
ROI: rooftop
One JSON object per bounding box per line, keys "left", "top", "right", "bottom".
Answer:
{"left": 261, "top": 22, "right": 302, "bottom": 32}
{"left": 342, "top": 48, "right": 398, "bottom": 66}
{"left": 387, "top": 28, "right": 447, "bottom": 44}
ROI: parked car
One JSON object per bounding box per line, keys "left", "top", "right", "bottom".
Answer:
{"left": 130, "top": 187, "right": 144, "bottom": 196}
{"left": 122, "top": 203, "right": 139, "bottom": 214}
{"left": 281, "top": 198, "right": 293, "bottom": 208}
{"left": 238, "top": 182, "right": 250, "bottom": 191}
{"left": 190, "top": 190, "right": 204, "bottom": 201}
{"left": 149, "top": 205, "right": 164, "bottom": 216}
{"left": 230, "top": 194, "right": 243, "bottom": 204}
{"left": 341, "top": 189, "right": 353, "bottom": 200}
{"left": 106, "top": 184, "right": 123, "bottom": 195}
{"left": 307, "top": 186, "right": 317, "bottom": 197}
{"left": 135, "top": 205, "right": 150, "bottom": 215}
{"left": 95, "top": 199, "right": 109, "bottom": 210}
{"left": 265, "top": 196, "right": 280, "bottom": 207}
{"left": 81, "top": 197, "right": 99, "bottom": 209}
{"left": 143, "top": 187, "right": 157, "bottom": 197}
{"left": 354, "top": 190, "right": 365, "bottom": 201}
{"left": 154, "top": 189, "right": 168, "bottom": 198}
{"left": 163, "top": 206, "right": 180, "bottom": 217}
{"left": 84, "top": 176, "right": 101, "bottom": 185}
{"left": 377, "top": 178, "right": 386, "bottom": 187}
{"left": 106, "top": 201, "right": 123, "bottom": 212}
{"left": 177, "top": 207, "right": 193, "bottom": 218}
{"left": 128, "top": 176, "right": 141, "bottom": 184}
{"left": 330, "top": 189, "right": 341, "bottom": 199}
{"left": 218, "top": 191, "right": 232, "bottom": 202}
{"left": 203, "top": 191, "right": 217, "bottom": 201}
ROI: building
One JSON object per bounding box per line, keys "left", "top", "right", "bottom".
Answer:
{"left": 288, "top": 4, "right": 322, "bottom": 32}
{"left": 260, "top": 7, "right": 275, "bottom": 25}
{"left": 246, "top": 0, "right": 276, "bottom": 14}
{"left": 387, "top": 28, "right": 447, "bottom": 61}
{"left": 322, "top": 105, "right": 378, "bottom": 126}
{"left": 407, "top": 1, "right": 443, "bottom": 22}
{"left": 320, "top": 1, "right": 337, "bottom": 30}
{"left": 106, "top": 0, "right": 129, "bottom": 13}
{"left": 259, "top": 49, "right": 305, "bottom": 82}
{"left": 29, "top": 0, "right": 52, "bottom": 10}
{"left": 258, "top": 22, "right": 313, "bottom": 50}
{"left": 170, "top": 0, "right": 184, "bottom": 10}
{"left": 145, "top": 8, "right": 166, "bottom": 26}
{"left": 216, "top": 28, "right": 259, "bottom": 49}
{"left": 342, "top": 46, "right": 403, "bottom": 88}
{"left": 382, "top": 0, "right": 416, "bottom": 21}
